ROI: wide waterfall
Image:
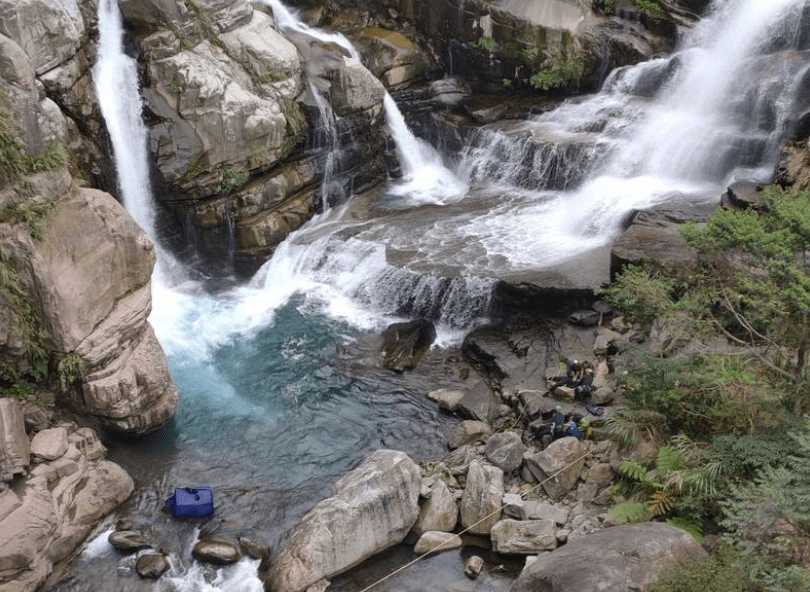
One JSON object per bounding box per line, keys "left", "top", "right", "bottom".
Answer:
{"left": 59, "top": 0, "right": 810, "bottom": 590}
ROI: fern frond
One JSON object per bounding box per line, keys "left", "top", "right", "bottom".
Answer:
{"left": 607, "top": 501, "right": 652, "bottom": 524}
{"left": 663, "top": 471, "right": 685, "bottom": 493}
{"left": 649, "top": 490, "right": 673, "bottom": 516}
{"left": 657, "top": 445, "right": 687, "bottom": 473}
{"left": 603, "top": 408, "right": 666, "bottom": 446}
{"left": 618, "top": 460, "right": 650, "bottom": 483}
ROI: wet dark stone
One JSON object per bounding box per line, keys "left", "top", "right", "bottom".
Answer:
{"left": 721, "top": 183, "right": 764, "bottom": 211}
{"left": 135, "top": 552, "right": 170, "bottom": 579}
{"left": 239, "top": 536, "right": 269, "bottom": 560}
{"left": 381, "top": 319, "right": 437, "bottom": 373}
{"left": 192, "top": 539, "right": 242, "bottom": 565}
{"left": 108, "top": 530, "right": 151, "bottom": 552}
{"left": 569, "top": 310, "right": 601, "bottom": 327}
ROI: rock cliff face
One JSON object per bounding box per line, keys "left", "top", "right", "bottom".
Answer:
{"left": 0, "top": 171, "right": 178, "bottom": 434}
{"left": 0, "top": 0, "right": 178, "bottom": 436}
{"left": 113, "top": 0, "right": 395, "bottom": 276}
{"left": 286, "top": 0, "right": 708, "bottom": 92}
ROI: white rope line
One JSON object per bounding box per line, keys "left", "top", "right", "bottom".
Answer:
{"left": 356, "top": 447, "right": 592, "bottom": 592}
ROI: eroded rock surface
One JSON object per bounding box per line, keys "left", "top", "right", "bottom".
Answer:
{"left": 265, "top": 449, "right": 421, "bottom": 592}
{"left": 0, "top": 402, "right": 133, "bottom": 592}
{"left": 509, "top": 522, "right": 707, "bottom": 592}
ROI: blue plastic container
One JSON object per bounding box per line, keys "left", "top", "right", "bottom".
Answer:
{"left": 166, "top": 486, "right": 214, "bottom": 518}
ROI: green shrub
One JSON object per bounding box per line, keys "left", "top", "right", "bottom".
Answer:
{"left": 0, "top": 248, "right": 48, "bottom": 381}
{"left": 617, "top": 348, "right": 781, "bottom": 437}
{"left": 58, "top": 352, "right": 84, "bottom": 391}
{"left": 0, "top": 89, "right": 67, "bottom": 190}
{"left": 596, "top": 262, "right": 679, "bottom": 325}
{"left": 471, "top": 36, "right": 496, "bottom": 52}
{"left": 529, "top": 47, "right": 587, "bottom": 91}
{"left": 649, "top": 540, "right": 760, "bottom": 592}
{"left": 720, "top": 425, "right": 810, "bottom": 591}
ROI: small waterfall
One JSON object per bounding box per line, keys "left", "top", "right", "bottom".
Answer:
{"left": 261, "top": 0, "right": 467, "bottom": 206}
{"left": 259, "top": 0, "right": 360, "bottom": 58}
{"left": 383, "top": 94, "right": 469, "bottom": 205}
{"left": 308, "top": 83, "right": 351, "bottom": 209}
{"left": 93, "top": 0, "right": 155, "bottom": 236}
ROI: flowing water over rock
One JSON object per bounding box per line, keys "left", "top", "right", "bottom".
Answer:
{"left": 52, "top": 0, "right": 810, "bottom": 590}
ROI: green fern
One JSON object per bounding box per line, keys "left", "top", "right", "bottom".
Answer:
{"left": 603, "top": 408, "right": 666, "bottom": 446}
{"left": 618, "top": 459, "right": 652, "bottom": 483}
{"left": 607, "top": 501, "right": 652, "bottom": 524}
{"left": 657, "top": 445, "right": 687, "bottom": 474}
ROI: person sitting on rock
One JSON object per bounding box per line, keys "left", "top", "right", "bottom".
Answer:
{"left": 551, "top": 358, "right": 588, "bottom": 389}
{"left": 574, "top": 368, "right": 594, "bottom": 401}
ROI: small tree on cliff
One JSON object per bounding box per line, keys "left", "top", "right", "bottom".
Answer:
{"left": 681, "top": 185, "right": 810, "bottom": 398}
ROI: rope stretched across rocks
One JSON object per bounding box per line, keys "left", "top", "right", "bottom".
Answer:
{"left": 356, "top": 447, "right": 593, "bottom": 592}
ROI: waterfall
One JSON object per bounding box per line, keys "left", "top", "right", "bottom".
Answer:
{"left": 259, "top": 0, "right": 359, "bottom": 58}
{"left": 93, "top": 0, "right": 155, "bottom": 237}
{"left": 383, "top": 94, "right": 469, "bottom": 205}
{"left": 260, "top": 0, "right": 467, "bottom": 206}
{"left": 308, "top": 82, "right": 350, "bottom": 209}
{"left": 454, "top": 0, "right": 810, "bottom": 268}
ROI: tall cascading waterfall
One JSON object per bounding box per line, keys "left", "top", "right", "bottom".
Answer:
{"left": 93, "top": 0, "right": 155, "bottom": 237}
{"left": 454, "top": 0, "right": 810, "bottom": 269}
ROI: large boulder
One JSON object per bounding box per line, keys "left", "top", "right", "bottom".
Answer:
{"left": 524, "top": 436, "right": 586, "bottom": 500}
{"left": 265, "top": 449, "right": 421, "bottom": 592}
{"left": 491, "top": 519, "right": 557, "bottom": 554}
{"left": 1, "top": 172, "right": 178, "bottom": 435}
{"left": 141, "top": 16, "right": 302, "bottom": 197}
{"left": 510, "top": 522, "right": 707, "bottom": 592}
{"left": 0, "top": 0, "right": 84, "bottom": 75}
{"left": 0, "top": 428, "right": 133, "bottom": 592}
{"left": 459, "top": 459, "right": 503, "bottom": 535}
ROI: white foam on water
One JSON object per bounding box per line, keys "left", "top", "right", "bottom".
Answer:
{"left": 163, "top": 558, "right": 264, "bottom": 592}
{"left": 79, "top": 528, "right": 115, "bottom": 560}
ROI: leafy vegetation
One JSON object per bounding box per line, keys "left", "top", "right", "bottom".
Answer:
{"left": 529, "top": 46, "right": 587, "bottom": 91}
{"left": 58, "top": 352, "right": 84, "bottom": 391}
{"left": 471, "top": 36, "right": 496, "bottom": 52}
{"left": 599, "top": 185, "right": 810, "bottom": 590}
{"left": 0, "top": 88, "right": 67, "bottom": 191}
{"left": 0, "top": 89, "right": 68, "bottom": 402}
{"left": 593, "top": 0, "right": 663, "bottom": 18}
{"left": 649, "top": 540, "right": 761, "bottom": 592}
{"left": 0, "top": 248, "right": 49, "bottom": 394}
{"left": 216, "top": 166, "right": 248, "bottom": 194}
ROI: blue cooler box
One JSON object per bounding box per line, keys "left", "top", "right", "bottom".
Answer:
{"left": 166, "top": 486, "right": 214, "bottom": 518}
